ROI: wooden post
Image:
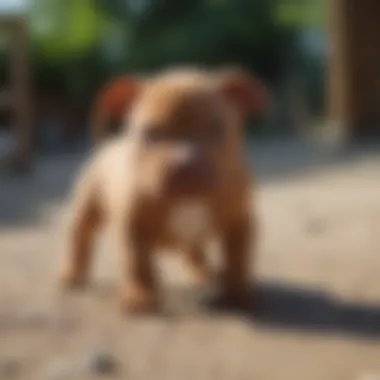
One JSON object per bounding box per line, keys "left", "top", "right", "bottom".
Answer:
{"left": 0, "top": 15, "right": 33, "bottom": 173}
{"left": 326, "top": 0, "right": 350, "bottom": 144}
{"left": 10, "top": 17, "right": 33, "bottom": 171}
{"left": 327, "top": 0, "right": 380, "bottom": 143}
{"left": 349, "top": 0, "right": 380, "bottom": 141}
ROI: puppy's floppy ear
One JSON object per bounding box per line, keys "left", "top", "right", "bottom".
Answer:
{"left": 97, "top": 75, "right": 143, "bottom": 117}
{"left": 215, "top": 68, "right": 268, "bottom": 118}
{"left": 91, "top": 75, "right": 144, "bottom": 143}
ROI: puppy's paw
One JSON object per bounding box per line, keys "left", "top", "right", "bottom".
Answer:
{"left": 120, "top": 285, "right": 161, "bottom": 315}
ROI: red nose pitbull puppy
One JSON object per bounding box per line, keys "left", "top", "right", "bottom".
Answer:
{"left": 60, "top": 67, "right": 262, "bottom": 314}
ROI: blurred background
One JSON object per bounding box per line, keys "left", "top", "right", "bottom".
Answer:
{"left": 1, "top": 1, "right": 380, "bottom": 379}
{"left": 0, "top": 0, "right": 329, "bottom": 161}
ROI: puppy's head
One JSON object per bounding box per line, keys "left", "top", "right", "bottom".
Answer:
{"left": 121, "top": 68, "right": 266, "bottom": 199}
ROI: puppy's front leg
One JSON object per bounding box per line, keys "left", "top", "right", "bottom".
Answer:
{"left": 118, "top": 222, "right": 160, "bottom": 314}
{"left": 60, "top": 183, "right": 102, "bottom": 289}
{"left": 219, "top": 214, "right": 253, "bottom": 308}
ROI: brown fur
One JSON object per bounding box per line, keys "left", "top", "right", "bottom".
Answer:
{"left": 90, "top": 68, "right": 267, "bottom": 144}
{"left": 90, "top": 75, "right": 141, "bottom": 143}
{"left": 61, "top": 67, "right": 260, "bottom": 314}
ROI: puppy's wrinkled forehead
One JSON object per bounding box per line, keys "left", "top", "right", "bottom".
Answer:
{"left": 130, "top": 71, "right": 221, "bottom": 128}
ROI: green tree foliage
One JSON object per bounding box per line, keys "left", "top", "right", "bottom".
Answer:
{"left": 29, "top": 0, "right": 105, "bottom": 60}
{"left": 17, "top": 0, "right": 324, "bottom": 107}
{"left": 276, "top": 0, "right": 325, "bottom": 28}
{"left": 93, "top": 0, "right": 295, "bottom": 82}
{"left": 26, "top": 0, "right": 108, "bottom": 101}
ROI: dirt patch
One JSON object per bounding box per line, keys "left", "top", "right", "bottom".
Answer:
{"left": 1, "top": 141, "right": 380, "bottom": 380}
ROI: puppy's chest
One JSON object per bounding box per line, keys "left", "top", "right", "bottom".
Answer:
{"left": 166, "top": 201, "right": 213, "bottom": 244}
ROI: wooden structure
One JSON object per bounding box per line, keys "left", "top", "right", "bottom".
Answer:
{"left": 0, "top": 14, "right": 32, "bottom": 172}
{"left": 328, "top": 0, "right": 380, "bottom": 142}
{"left": 0, "top": 2, "right": 377, "bottom": 175}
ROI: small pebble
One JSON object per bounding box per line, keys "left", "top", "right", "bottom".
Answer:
{"left": 0, "top": 359, "right": 21, "bottom": 378}
{"left": 306, "top": 217, "right": 326, "bottom": 235}
{"left": 87, "top": 351, "right": 120, "bottom": 375}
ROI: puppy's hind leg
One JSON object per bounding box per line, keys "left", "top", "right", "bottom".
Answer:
{"left": 60, "top": 176, "right": 103, "bottom": 290}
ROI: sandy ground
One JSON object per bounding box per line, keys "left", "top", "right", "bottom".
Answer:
{"left": 0, "top": 139, "right": 380, "bottom": 380}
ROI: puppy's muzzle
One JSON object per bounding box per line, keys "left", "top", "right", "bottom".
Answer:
{"left": 166, "top": 146, "right": 215, "bottom": 196}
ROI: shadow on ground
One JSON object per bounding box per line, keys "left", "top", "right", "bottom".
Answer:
{"left": 86, "top": 279, "right": 380, "bottom": 340}
{"left": 201, "top": 281, "right": 380, "bottom": 340}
